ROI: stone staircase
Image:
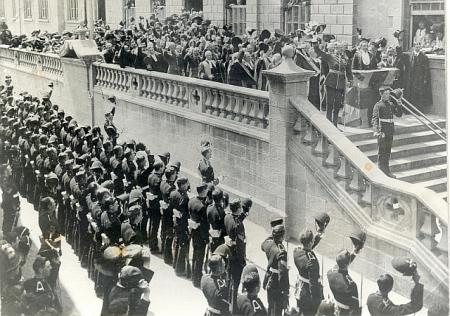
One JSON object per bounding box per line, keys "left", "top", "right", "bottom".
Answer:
{"left": 347, "top": 118, "right": 448, "bottom": 200}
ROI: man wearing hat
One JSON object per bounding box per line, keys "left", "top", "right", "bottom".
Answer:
{"left": 371, "top": 86, "right": 403, "bottom": 178}
{"left": 188, "top": 182, "right": 210, "bottom": 287}
{"left": 103, "top": 265, "right": 151, "bottom": 316}
{"left": 327, "top": 249, "right": 361, "bottom": 316}
{"left": 170, "top": 176, "right": 191, "bottom": 277}
{"left": 160, "top": 167, "right": 177, "bottom": 264}
{"left": 236, "top": 264, "right": 268, "bottom": 315}
{"left": 261, "top": 218, "right": 289, "bottom": 316}
{"left": 367, "top": 257, "right": 423, "bottom": 315}
{"left": 224, "top": 198, "right": 247, "bottom": 313}
{"left": 207, "top": 188, "right": 226, "bottom": 252}
{"left": 201, "top": 255, "right": 231, "bottom": 316}
{"left": 198, "top": 141, "right": 217, "bottom": 184}
{"left": 293, "top": 229, "right": 323, "bottom": 316}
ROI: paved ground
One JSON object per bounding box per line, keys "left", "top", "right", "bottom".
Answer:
{"left": 3, "top": 194, "right": 427, "bottom": 316}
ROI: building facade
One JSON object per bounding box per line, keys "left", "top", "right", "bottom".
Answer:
{"left": 104, "top": 0, "right": 444, "bottom": 48}
{"left": 0, "top": 0, "right": 105, "bottom": 35}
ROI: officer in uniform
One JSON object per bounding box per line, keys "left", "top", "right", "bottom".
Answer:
{"left": 367, "top": 257, "right": 423, "bottom": 315}
{"left": 293, "top": 229, "right": 323, "bottom": 316}
{"left": 327, "top": 249, "right": 361, "bottom": 315}
{"left": 159, "top": 167, "right": 177, "bottom": 265}
{"left": 188, "top": 182, "right": 210, "bottom": 288}
{"left": 201, "top": 255, "right": 231, "bottom": 316}
{"left": 207, "top": 189, "right": 226, "bottom": 252}
{"left": 327, "top": 230, "right": 366, "bottom": 316}
{"left": 224, "top": 199, "right": 247, "bottom": 313}
{"left": 371, "top": 86, "right": 403, "bottom": 178}
{"left": 236, "top": 264, "right": 268, "bottom": 316}
{"left": 198, "top": 143, "right": 218, "bottom": 184}
{"left": 261, "top": 218, "right": 289, "bottom": 316}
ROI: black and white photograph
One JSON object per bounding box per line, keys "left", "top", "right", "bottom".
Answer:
{"left": 0, "top": 0, "right": 448, "bottom": 315}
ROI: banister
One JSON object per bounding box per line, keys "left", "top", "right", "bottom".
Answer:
{"left": 290, "top": 95, "right": 448, "bottom": 226}
{"left": 389, "top": 87, "right": 446, "bottom": 141}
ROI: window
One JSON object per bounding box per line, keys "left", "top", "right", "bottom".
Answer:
{"left": 0, "top": 0, "right": 5, "bottom": 18}
{"left": 67, "top": 0, "right": 79, "bottom": 21}
{"left": 409, "top": 0, "right": 444, "bottom": 46}
{"left": 24, "top": 0, "right": 32, "bottom": 19}
{"left": 230, "top": 5, "right": 246, "bottom": 36}
{"left": 285, "top": 3, "right": 310, "bottom": 34}
{"left": 38, "top": 0, "right": 48, "bottom": 19}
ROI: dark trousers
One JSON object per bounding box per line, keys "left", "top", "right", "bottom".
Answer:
{"left": 296, "top": 283, "right": 323, "bottom": 316}
{"left": 230, "top": 261, "right": 245, "bottom": 313}
{"left": 2, "top": 208, "right": 16, "bottom": 234}
{"left": 191, "top": 236, "right": 207, "bottom": 287}
{"left": 148, "top": 208, "right": 161, "bottom": 251}
{"left": 163, "top": 221, "right": 174, "bottom": 265}
{"left": 326, "top": 86, "right": 345, "bottom": 126}
{"left": 210, "top": 237, "right": 225, "bottom": 253}
{"left": 173, "top": 231, "right": 190, "bottom": 277}
{"left": 377, "top": 133, "right": 393, "bottom": 174}
{"left": 267, "top": 288, "right": 285, "bottom": 316}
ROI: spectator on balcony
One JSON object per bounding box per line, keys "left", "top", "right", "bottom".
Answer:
{"left": 144, "top": 42, "right": 168, "bottom": 73}
{"left": 404, "top": 42, "right": 432, "bottom": 113}
{"left": 199, "top": 50, "right": 224, "bottom": 83}
{"left": 413, "top": 20, "right": 428, "bottom": 47}
{"left": 185, "top": 47, "right": 202, "bottom": 78}
{"left": 164, "top": 42, "right": 181, "bottom": 75}
{"left": 352, "top": 38, "right": 377, "bottom": 70}
{"left": 229, "top": 51, "right": 256, "bottom": 87}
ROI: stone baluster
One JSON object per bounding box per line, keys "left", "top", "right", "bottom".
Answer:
{"left": 436, "top": 220, "right": 448, "bottom": 264}
{"left": 155, "top": 79, "right": 163, "bottom": 101}
{"left": 255, "top": 100, "right": 265, "bottom": 128}
{"left": 218, "top": 92, "right": 227, "bottom": 118}
{"left": 182, "top": 85, "right": 189, "bottom": 106}
{"left": 240, "top": 98, "right": 250, "bottom": 123}
{"left": 359, "top": 179, "right": 372, "bottom": 206}
{"left": 177, "top": 84, "right": 186, "bottom": 107}
{"left": 170, "top": 82, "right": 179, "bottom": 105}
{"left": 323, "top": 142, "right": 338, "bottom": 167}
{"left": 233, "top": 95, "right": 243, "bottom": 121}
{"left": 335, "top": 155, "right": 351, "bottom": 180}
{"left": 164, "top": 80, "right": 171, "bottom": 102}
{"left": 302, "top": 123, "right": 315, "bottom": 144}
{"left": 293, "top": 115, "right": 308, "bottom": 134}
{"left": 247, "top": 99, "right": 257, "bottom": 126}
{"left": 349, "top": 168, "right": 364, "bottom": 192}
{"left": 112, "top": 69, "right": 118, "bottom": 89}
{"left": 211, "top": 90, "right": 220, "bottom": 116}
{"left": 140, "top": 76, "right": 147, "bottom": 97}
{"left": 204, "top": 89, "right": 213, "bottom": 114}
{"left": 418, "top": 209, "right": 440, "bottom": 250}
{"left": 313, "top": 133, "right": 328, "bottom": 157}
{"left": 226, "top": 95, "right": 237, "bottom": 120}
{"left": 95, "top": 66, "right": 101, "bottom": 86}
{"left": 150, "top": 78, "right": 157, "bottom": 99}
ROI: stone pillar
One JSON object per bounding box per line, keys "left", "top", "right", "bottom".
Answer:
{"left": 263, "top": 46, "right": 314, "bottom": 222}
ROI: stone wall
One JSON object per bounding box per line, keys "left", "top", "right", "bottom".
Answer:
{"left": 165, "top": 0, "right": 184, "bottom": 17}
{"left": 105, "top": 0, "right": 125, "bottom": 27}
{"left": 310, "top": 0, "right": 356, "bottom": 45}
{"left": 203, "top": 0, "right": 225, "bottom": 26}
{"left": 256, "top": 0, "right": 282, "bottom": 32}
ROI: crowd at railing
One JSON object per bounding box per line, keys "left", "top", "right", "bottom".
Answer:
{"left": 0, "top": 68, "right": 438, "bottom": 316}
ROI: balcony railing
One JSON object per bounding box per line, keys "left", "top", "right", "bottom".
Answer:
{"left": 0, "top": 45, "right": 63, "bottom": 77}
{"left": 94, "top": 62, "right": 270, "bottom": 129}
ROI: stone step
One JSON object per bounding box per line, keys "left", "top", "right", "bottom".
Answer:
{"left": 347, "top": 121, "right": 446, "bottom": 142}
{"left": 394, "top": 164, "right": 448, "bottom": 183}
{"left": 366, "top": 140, "right": 446, "bottom": 160}
{"left": 354, "top": 130, "right": 444, "bottom": 152}
{"left": 413, "top": 177, "right": 448, "bottom": 193}
{"left": 389, "top": 152, "right": 447, "bottom": 172}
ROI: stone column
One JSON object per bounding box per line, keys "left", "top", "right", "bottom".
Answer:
{"left": 263, "top": 46, "right": 314, "bottom": 227}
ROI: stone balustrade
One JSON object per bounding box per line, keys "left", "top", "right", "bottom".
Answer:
{"left": 0, "top": 45, "right": 63, "bottom": 77}
{"left": 94, "top": 62, "right": 270, "bottom": 129}
{"left": 290, "top": 95, "right": 448, "bottom": 280}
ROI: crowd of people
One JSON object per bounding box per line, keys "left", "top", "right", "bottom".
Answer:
{"left": 0, "top": 73, "right": 431, "bottom": 316}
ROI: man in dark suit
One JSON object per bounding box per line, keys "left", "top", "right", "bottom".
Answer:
{"left": 144, "top": 42, "right": 168, "bottom": 73}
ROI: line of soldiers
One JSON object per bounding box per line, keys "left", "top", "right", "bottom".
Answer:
{"left": 0, "top": 73, "right": 425, "bottom": 316}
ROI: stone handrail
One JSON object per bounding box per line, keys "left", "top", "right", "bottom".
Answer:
{"left": 0, "top": 45, "right": 63, "bottom": 77}
{"left": 93, "top": 62, "right": 270, "bottom": 129}
{"left": 290, "top": 95, "right": 448, "bottom": 279}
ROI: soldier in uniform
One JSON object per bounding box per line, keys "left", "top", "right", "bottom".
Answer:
{"left": 293, "top": 229, "right": 323, "bottom": 316}
{"left": 160, "top": 167, "right": 177, "bottom": 265}
{"left": 170, "top": 176, "right": 191, "bottom": 277}
{"left": 201, "top": 255, "right": 231, "bottom": 316}
{"left": 371, "top": 86, "right": 403, "bottom": 178}
{"left": 207, "top": 188, "right": 226, "bottom": 252}
{"left": 327, "top": 249, "right": 361, "bottom": 315}
{"left": 314, "top": 41, "right": 353, "bottom": 126}
{"left": 261, "top": 218, "right": 289, "bottom": 316}
{"left": 236, "top": 264, "right": 268, "bottom": 316}
{"left": 367, "top": 257, "right": 423, "bottom": 316}
{"left": 198, "top": 143, "right": 218, "bottom": 184}
{"left": 188, "top": 182, "right": 210, "bottom": 288}
{"left": 224, "top": 199, "right": 247, "bottom": 313}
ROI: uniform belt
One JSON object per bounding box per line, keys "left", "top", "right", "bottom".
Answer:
{"left": 329, "top": 69, "right": 345, "bottom": 75}
{"left": 269, "top": 267, "right": 279, "bottom": 273}
{"left": 335, "top": 300, "right": 350, "bottom": 310}
{"left": 379, "top": 118, "right": 394, "bottom": 123}
{"left": 297, "top": 275, "right": 310, "bottom": 284}
{"left": 208, "top": 306, "right": 221, "bottom": 314}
